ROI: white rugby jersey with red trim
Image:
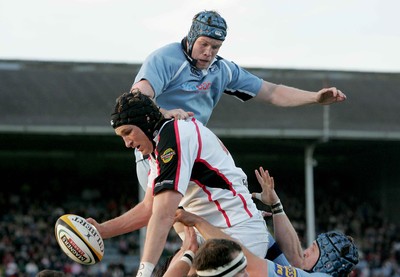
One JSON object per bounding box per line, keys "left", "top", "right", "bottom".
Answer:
{"left": 147, "top": 117, "right": 259, "bottom": 228}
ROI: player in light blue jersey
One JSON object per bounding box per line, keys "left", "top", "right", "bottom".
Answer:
{"left": 126, "top": 10, "right": 347, "bottom": 267}
{"left": 132, "top": 10, "right": 347, "bottom": 126}
{"left": 131, "top": 10, "right": 348, "bottom": 191}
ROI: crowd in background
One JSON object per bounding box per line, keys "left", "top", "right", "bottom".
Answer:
{"left": 1, "top": 182, "right": 400, "bottom": 277}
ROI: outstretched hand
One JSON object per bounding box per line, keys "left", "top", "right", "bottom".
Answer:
{"left": 316, "top": 87, "right": 347, "bottom": 105}
{"left": 251, "top": 166, "right": 280, "bottom": 205}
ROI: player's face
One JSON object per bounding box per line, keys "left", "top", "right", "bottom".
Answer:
{"left": 302, "top": 241, "right": 320, "bottom": 271}
{"left": 115, "top": 125, "right": 154, "bottom": 155}
{"left": 191, "top": 36, "right": 223, "bottom": 69}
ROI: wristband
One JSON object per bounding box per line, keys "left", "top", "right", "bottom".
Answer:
{"left": 136, "top": 262, "right": 155, "bottom": 277}
{"left": 271, "top": 200, "right": 285, "bottom": 215}
{"left": 254, "top": 193, "right": 262, "bottom": 201}
{"left": 180, "top": 250, "right": 195, "bottom": 266}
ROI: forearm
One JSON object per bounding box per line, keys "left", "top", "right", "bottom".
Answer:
{"left": 141, "top": 212, "right": 175, "bottom": 264}
{"left": 273, "top": 213, "right": 304, "bottom": 267}
{"left": 163, "top": 260, "right": 191, "bottom": 277}
{"left": 138, "top": 191, "right": 182, "bottom": 276}
{"left": 163, "top": 249, "right": 193, "bottom": 277}
{"left": 257, "top": 81, "right": 317, "bottom": 107}
{"left": 101, "top": 201, "right": 151, "bottom": 238}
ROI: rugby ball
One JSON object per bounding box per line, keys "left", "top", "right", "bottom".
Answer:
{"left": 55, "top": 214, "right": 104, "bottom": 265}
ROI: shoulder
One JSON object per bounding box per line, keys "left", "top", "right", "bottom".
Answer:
{"left": 213, "top": 56, "right": 257, "bottom": 78}
{"left": 147, "top": 42, "right": 184, "bottom": 60}
{"left": 158, "top": 118, "right": 199, "bottom": 139}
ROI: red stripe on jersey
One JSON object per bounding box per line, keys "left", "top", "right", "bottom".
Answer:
{"left": 174, "top": 120, "right": 182, "bottom": 191}
{"left": 193, "top": 180, "right": 232, "bottom": 227}
{"left": 154, "top": 149, "right": 161, "bottom": 192}
{"left": 238, "top": 193, "right": 253, "bottom": 217}
{"left": 194, "top": 158, "right": 253, "bottom": 218}
{"left": 192, "top": 118, "right": 202, "bottom": 159}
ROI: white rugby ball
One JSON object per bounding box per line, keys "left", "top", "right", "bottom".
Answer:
{"left": 55, "top": 214, "right": 104, "bottom": 265}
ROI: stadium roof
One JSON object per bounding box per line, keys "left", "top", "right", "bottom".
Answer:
{"left": 1, "top": 59, "right": 399, "bottom": 141}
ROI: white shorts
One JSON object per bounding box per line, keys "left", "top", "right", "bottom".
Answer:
{"left": 222, "top": 212, "right": 269, "bottom": 258}
{"left": 177, "top": 212, "right": 269, "bottom": 258}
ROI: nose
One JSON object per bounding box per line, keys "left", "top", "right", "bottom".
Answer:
{"left": 203, "top": 46, "right": 212, "bottom": 57}
{"left": 123, "top": 137, "right": 133, "bottom": 148}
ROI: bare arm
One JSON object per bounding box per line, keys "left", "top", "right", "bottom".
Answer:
{"left": 131, "top": 80, "right": 194, "bottom": 120}
{"left": 256, "top": 80, "right": 347, "bottom": 107}
{"left": 252, "top": 167, "right": 304, "bottom": 267}
{"left": 131, "top": 79, "right": 155, "bottom": 99}
{"left": 139, "top": 190, "right": 183, "bottom": 272}
{"left": 163, "top": 226, "right": 199, "bottom": 277}
{"left": 86, "top": 187, "right": 153, "bottom": 239}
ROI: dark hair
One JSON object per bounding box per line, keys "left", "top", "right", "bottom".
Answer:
{"left": 193, "top": 239, "right": 241, "bottom": 271}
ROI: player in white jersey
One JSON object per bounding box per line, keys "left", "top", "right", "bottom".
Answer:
{"left": 88, "top": 90, "right": 274, "bottom": 277}
{"left": 130, "top": 10, "right": 347, "bottom": 266}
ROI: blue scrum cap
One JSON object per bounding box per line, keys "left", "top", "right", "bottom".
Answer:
{"left": 187, "top": 10, "right": 227, "bottom": 54}
{"left": 312, "top": 231, "right": 359, "bottom": 277}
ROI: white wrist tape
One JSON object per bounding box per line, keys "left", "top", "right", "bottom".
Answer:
{"left": 181, "top": 250, "right": 195, "bottom": 266}
{"left": 136, "top": 262, "right": 155, "bottom": 277}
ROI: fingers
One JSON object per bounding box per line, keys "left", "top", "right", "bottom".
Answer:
{"left": 261, "top": 211, "right": 273, "bottom": 218}
{"left": 324, "top": 87, "right": 347, "bottom": 100}
{"left": 173, "top": 110, "right": 193, "bottom": 120}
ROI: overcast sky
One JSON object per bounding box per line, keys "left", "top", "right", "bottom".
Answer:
{"left": 1, "top": 0, "right": 399, "bottom": 73}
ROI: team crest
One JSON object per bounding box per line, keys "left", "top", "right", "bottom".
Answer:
{"left": 274, "top": 264, "right": 297, "bottom": 277}
{"left": 161, "top": 148, "right": 176, "bottom": 163}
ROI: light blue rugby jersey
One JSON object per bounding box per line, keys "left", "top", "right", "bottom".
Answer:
{"left": 134, "top": 42, "right": 263, "bottom": 125}
{"left": 266, "top": 260, "right": 332, "bottom": 277}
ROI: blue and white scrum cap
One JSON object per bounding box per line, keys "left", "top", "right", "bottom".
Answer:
{"left": 110, "top": 89, "right": 163, "bottom": 141}
{"left": 187, "top": 10, "right": 227, "bottom": 55}
{"left": 312, "top": 231, "right": 359, "bottom": 277}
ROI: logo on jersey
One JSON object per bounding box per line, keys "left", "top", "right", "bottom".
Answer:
{"left": 197, "top": 82, "right": 211, "bottom": 91}
{"left": 190, "top": 67, "right": 201, "bottom": 77}
{"left": 274, "top": 264, "right": 298, "bottom": 277}
{"left": 161, "top": 148, "right": 176, "bottom": 163}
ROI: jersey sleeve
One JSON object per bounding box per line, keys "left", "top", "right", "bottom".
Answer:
{"left": 266, "top": 260, "right": 331, "bottom": 277}
{"left": 153, "top": 120, "right": 198, "bottom": 196}
{"left": 134, "top": 43, "right": 182, "bottom": 98}
{"left": 221, "top": 59, "right": 263, "bottom": 101}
